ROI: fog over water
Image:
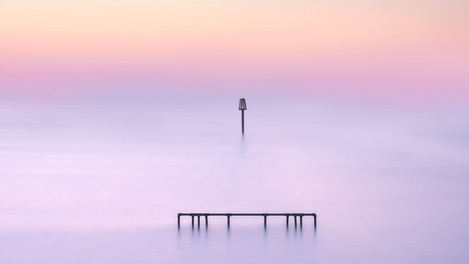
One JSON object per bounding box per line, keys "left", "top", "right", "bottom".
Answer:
{"left": 1, "top": 94, "right": 469, "bottom": 263}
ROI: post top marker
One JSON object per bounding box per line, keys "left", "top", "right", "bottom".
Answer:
{"left": 239, "top": 98, "right": 247, "bottom": 110}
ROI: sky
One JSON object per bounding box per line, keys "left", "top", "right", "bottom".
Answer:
{"left": 1, "top": 0, "right": 468, "bottom": 103}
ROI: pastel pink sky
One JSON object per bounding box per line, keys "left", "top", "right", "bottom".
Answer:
{"left": 1, "top": 0, "right": 468, "bottom": 101}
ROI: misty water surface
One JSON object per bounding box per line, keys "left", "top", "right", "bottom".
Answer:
{"left": 1, "top": 95, "right": 468, "bottom": 263}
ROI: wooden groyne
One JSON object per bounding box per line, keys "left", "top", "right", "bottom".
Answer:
{"left": 177, "top": 213, "right": 317, "bottom": 230}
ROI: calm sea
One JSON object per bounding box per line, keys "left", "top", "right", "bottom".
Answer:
{"left": 1, "top": 95, "right": 468, "bottom": 263}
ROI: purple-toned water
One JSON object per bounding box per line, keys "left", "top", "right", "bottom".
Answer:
{"left": 1, "top": 94, "right": 468, "bottom": 263}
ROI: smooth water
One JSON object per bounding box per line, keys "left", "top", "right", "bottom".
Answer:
{"left": 1, "top": 95, "right": 468, "bottom": 263}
